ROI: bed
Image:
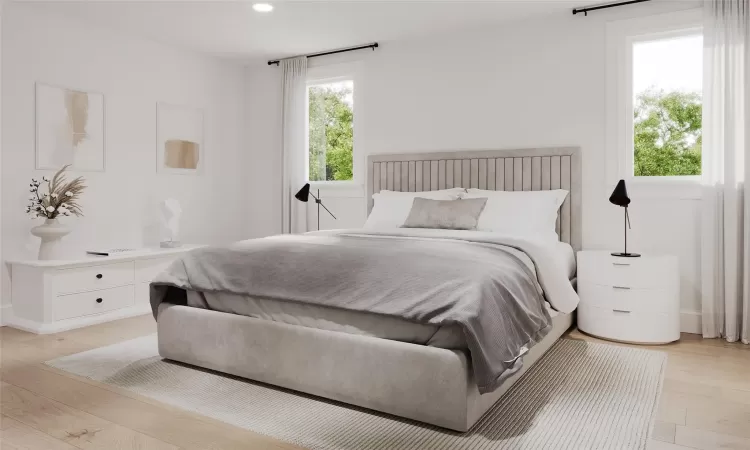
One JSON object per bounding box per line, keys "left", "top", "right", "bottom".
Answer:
{"left": 152, "top": 147, "right": 582, "bottom": 432}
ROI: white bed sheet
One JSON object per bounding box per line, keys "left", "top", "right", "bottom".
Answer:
{"left": 185, "top": 237, "right": 575, "bottom": 350}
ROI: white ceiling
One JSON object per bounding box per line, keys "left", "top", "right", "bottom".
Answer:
{"left": 26, "top": 0, "right": 601, "bottom": 62}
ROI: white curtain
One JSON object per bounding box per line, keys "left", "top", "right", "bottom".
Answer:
{"left": 281, "top": 57, "right": 309, "bottom": 234}
{"left": 701, "top": 0, "right": 750, "bottom": 344}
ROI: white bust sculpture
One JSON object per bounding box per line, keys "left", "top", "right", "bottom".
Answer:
{"left": 159, "top": 198, "right": 182, "bottom": 248}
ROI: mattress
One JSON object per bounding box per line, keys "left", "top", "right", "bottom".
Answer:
{"left": 185, "top": 240, "right": 575, "bottom": 350}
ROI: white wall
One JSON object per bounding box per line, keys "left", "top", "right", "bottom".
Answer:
{"left": 245, "top": 1, "right": 703, "bottom": 331}
{"left": 1, "top": 3, "right": 249, "bottom": 312}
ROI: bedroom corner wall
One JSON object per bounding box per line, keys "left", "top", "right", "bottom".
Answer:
{"left": 1, "top": 3, "right": 249, "bottom": 314}
{"left": 244, "top": 0, "right": 704, "bottom": 333}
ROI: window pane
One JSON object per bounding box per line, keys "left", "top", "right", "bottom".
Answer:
{"left": 633, "top": 34, "right": 702, "bottom": 176}
{"left": 308, "top": 80, "right": 354, "bottom": 182}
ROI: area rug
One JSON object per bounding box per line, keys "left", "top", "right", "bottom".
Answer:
{"left": 46, "top": 336, "right": 666, "bottom": 450}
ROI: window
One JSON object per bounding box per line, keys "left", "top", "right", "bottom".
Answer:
{"left": 632, "top": 33, "right": 702, "bottom": 177}
{"left": 607, "top": 9, "right": 703, "bottom": 185}
{"left": 307, "top": 78, "right": 355, "bottom": 182}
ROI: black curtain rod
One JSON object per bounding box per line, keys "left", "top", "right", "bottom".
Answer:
{"left": 573, "top": 0, "right": 651, "bottom": 16}
{"left": 268, "top": 43, "right": 378, "bottom": 66}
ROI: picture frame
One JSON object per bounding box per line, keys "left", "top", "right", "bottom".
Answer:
{"left": 35, "top": 82, "right": 106, "bottom": 172}
{"left": 156, "top": 103, "right": 205, "bottom": 175}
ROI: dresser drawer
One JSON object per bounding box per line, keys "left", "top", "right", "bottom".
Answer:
{"left": 135, "top": 282, "right": 151, "bottom": 307}
{"left": 54, "top": 285, "right": 135, "bottom": 321}
{"left": 578, "top": 304, "right": 679, "bottom": 344}
{"left": 578, "top": 253, "right": 677, "bottom": 290}
{"left": 55, "top": 262, "right": 134, "bottom": 295}
{"left": 578, "top": 282, "right": 676, "bottom": 314}
{"left": 135, "top": 257, "right": 176, "bottom": 283}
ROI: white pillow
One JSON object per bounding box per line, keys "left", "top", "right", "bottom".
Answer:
{"left": 376, "top": 188, "right": 466, "bottom": 197}
{"left": 463, "top": 189, "right": 569, "bottom": 241}
{"left": 364, "top": 189, "right": 466, "bottom": 229}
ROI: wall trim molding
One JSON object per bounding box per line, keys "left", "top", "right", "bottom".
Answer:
{"left": 0, "top": 305, "right": 11, "bottom": 327}
{"left": 680, "top": 309, "right": 701, "bottom": 334}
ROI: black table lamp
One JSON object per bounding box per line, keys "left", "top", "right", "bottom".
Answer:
{"left": 295, "top": 183, "right": 336, "bottom": 231}
{"left": 609, "top": 179, "right": 640, "bottom": 258}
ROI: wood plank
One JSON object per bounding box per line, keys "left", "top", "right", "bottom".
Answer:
{"left": 437, "top": 160, "right": 446, "bottom": 190}
{"left": 0, "top": 415, "right": 79, "bottom": 450}
{"left": 675, "top": 425, "right": 750, "bottom": 449}
{"left": 652, "top": 421, "right": 676, "bottom": 443}
{"left": 496, "top": 159, "right": 505, "bottom": 191}
{"left": 531, "top": 156, "right": 542, "bottom": 191}
{"left": 423, "top": 161, "right": 431, "bottom": 191}
{"left": 446, "top": 160, "right": 454, "bottom": 188}
{"left": 522, "top": 157, "right": 532, "bottom": 191}
{"left": 561, "top": 155, "right": 571, "bottom": 243}
{"left": 470, "top": 159, "right": 479, "bottom": 189}
{"left": 646, "top": 440, "right": 694, "bottom": 450}
{"left": 386, "top": 162, "right": 394, "bottom": 191}
{"left": 2, "top": 367, "right": 300, "bottom": 450}
{"left": 462, "top": 160, "right": 471, "bottom": 189}
{"left": 393, "top": 162, "right": 401, "bottom": 192}
{"left": 684, "top": 397, "right": 750, "bottom": 439}
{"left": 504, "top": 158, "right": 514, "bottom": 191}
{"left": 1, "top": 383, "right": 180, "bottom": 450}
{"left": 408, "top": 161, "right": 416, "bottom": 192}
{"left": 431, "top": 161, "right": 439, "bottom": 191}
{"left": 657, "top": 402, "right": 687, "bottom": 426}
{"left": 0, "top": 328, "right": 39, "bottom": 344}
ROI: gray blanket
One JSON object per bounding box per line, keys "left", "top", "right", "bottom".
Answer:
{"left": 151, "top": 231, "right": 554, "bottom": 394}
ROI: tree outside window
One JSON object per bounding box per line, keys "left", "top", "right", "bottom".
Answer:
{"left": 632, "top": 34, "right": 702, "bottom": 177}
{"left": 308, "top": 80, "right": 354, "bottom": 182}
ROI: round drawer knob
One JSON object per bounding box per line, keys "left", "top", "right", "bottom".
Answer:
{"left": 96, "top": 298, "right": 103, "bottom": 303}
{"left": 96, "top": 274, "right": 103, "bottom": 279}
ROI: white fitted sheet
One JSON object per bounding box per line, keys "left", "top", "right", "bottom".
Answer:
{"left": 185, "top": 240, "right": 574, "bottom": 350}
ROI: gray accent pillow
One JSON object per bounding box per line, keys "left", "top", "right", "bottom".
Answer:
{"left": 401, "top": 197, "right": 488, "bottom": 230}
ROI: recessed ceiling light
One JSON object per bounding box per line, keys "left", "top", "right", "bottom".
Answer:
{"left": 252, "top": 3, "right": 273, "bottom": 12}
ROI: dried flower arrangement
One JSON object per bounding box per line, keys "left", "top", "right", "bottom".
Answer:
{"left": 26, "top": 165, "right": 86, "bottom": 219}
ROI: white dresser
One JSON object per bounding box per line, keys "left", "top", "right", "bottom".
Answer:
{"left": 577, "top": 250, "right": 680, "bottom": 344}
{"left": 8, "top": 246, "right": 200, "bottom": 334}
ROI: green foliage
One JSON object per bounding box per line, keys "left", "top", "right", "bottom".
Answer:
{"left": 633, "top": 88, "right": 702, "bottom": 176}
{"left": 308, "top": 84, "right": 354, "bottom": 181}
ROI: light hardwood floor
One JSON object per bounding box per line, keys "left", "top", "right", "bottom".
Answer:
{"left": 1, "top": 316, "right": 749, "bottom": 450}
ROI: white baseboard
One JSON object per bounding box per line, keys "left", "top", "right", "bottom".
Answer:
{"left": 680, "top": 310, "right": 702, "bottom": 335}
{"left": 0, "top": 304, "right": 11, "bottom": 326}
{"left": 3, "top": 304, "right": 151, "bottom": 334}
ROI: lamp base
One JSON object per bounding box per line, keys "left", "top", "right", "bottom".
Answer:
{"left": 611, "top": 252, "right": 641, "bottom": 258}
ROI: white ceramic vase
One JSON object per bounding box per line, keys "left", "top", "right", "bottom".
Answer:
{"left": 30, "top": 218, "right": 71, "bottom": 260}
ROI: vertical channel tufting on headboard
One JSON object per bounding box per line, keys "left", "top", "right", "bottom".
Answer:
{"left": 367, "top": 147, "right": 582, "bottom": 251}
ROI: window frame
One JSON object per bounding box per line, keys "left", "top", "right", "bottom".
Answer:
{"left": 305, "top": 62, "right": 363, "bottom": 190}
{"left": 606, "top": 8, "right": 703, "bottom": 198}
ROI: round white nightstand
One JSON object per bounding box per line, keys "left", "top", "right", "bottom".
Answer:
{"left": 576, "top": 250, "right": 680, "bottom": 344}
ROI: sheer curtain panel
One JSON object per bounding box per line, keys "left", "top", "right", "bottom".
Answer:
{"left": 281, "top": 57, "right": 309, "bottom": 234}
{"left": 701, "top": 0, "right": 750, "bottom": 344}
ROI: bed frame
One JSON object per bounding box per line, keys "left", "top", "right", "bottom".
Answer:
{"left": 157, "top": 147, "right": 582, "bottom": 432}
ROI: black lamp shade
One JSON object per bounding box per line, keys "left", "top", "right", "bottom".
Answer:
{"left": 295, "top": 183, "right": 311, "bottom": 202}
{"left": 609, "top": 179, "right": 630, "bottom": 207}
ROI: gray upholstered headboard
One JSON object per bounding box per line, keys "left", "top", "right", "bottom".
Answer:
{"left": 367, "top": 147, "right": 582, "bottom": 251}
